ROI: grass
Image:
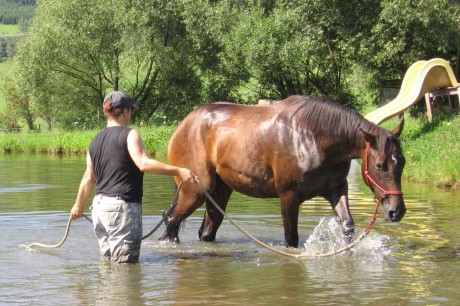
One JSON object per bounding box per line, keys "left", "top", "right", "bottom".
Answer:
{"left": 398, "top": 115, "right": 460, "bottom": 189}
{"left": 0, "top": 50, "right": 458, "bottom": 188}
{"left": 0, "top": 24, "right": 21, "bottom": 35}
{"left": 1, "top": 113, "right": 459, "bottom": 189}
{"left": 379, "top": 113, "right": 460, "bottom": 189}
{"left": 0, "top": 125, "right": 176, "bottom": 157}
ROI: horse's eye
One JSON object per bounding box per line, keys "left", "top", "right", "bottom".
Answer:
{"left": 376, "top": 162, "right": 384, "bottom": 171}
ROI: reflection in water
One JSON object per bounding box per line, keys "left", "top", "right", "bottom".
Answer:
{"left": 0, "top": 155, "right": 460, "bottom": 304}
{"left": 0, "top": 184, "right": 58, "bottom": 193}
{"left": 72, "top": 261, "right": 146, "bottom": 304}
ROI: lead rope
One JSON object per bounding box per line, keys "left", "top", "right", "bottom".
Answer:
{"left": 28, "top": 154, "right": 393, "bottom": 257}
{"left": 27, "top": 214, "right": 92, "bottom": 249}
{"left": 27, "top": 182, "right": 184, "bottom": 249}
{"left": 194, "top": 177, "right": 380, "bottom": 258}
{"left": 27, "top": 179, "right": 380, "bottom": 256}
{"left": 142, "top": 181, "right": 183, "bottom": 240}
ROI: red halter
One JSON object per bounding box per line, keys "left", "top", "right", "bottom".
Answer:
{"left": 362, "top": 144, "right": 403, "bottom": 235}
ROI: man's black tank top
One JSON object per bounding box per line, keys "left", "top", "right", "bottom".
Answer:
{"left": 89, "top": 126, "right": 144, "bottom": 203}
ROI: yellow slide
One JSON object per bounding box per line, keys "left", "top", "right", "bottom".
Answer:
{"left": 364, "top": 58, "right": 459, "bottom": 124}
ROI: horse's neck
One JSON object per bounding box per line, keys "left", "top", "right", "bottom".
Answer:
{"left": 344, "top": 127, "right": 369, "bottom": 160}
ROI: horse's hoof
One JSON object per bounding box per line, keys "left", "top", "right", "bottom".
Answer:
{"left": 158, "top": 233, "right": 168, "bottom": 241}
{"left": 158, "top": 233, "right": 180, "bottom": 243}
{"left": 199, "top": 233, "right": 216, "bottom": 242}
{"left": 285, "top": 242, "right": 299, "bottom": 248}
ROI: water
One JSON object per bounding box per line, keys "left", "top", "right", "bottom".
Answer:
{"left": 1, "top": 154, "right": 459, "bottom": 304}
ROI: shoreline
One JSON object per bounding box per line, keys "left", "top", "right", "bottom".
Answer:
{"left": 0, "top": 116, "right": 458, "bottom": 190}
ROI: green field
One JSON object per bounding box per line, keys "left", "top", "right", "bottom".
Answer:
{"left": 0, "top": 24, "right": 20, "bottom": 35}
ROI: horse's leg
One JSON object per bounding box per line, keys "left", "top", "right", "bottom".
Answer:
{"left": 324, "top": 181, "right": 355, "bottom": 242}
{"left": 199, "top": 178, "right": 233, "bottom": 242}
{"left": 280, "top": 191, "right": 301, "bottom": 248}
{"left": 159, "top": 183, "right": 206, "bottom": 243}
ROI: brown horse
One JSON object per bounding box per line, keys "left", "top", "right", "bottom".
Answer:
{"left": 160, "top": 95, "right": 406, "bottom": 248}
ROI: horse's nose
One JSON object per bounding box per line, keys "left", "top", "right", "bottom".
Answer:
{"left": 388, "top": 206, "right": 406, "bottom": 222}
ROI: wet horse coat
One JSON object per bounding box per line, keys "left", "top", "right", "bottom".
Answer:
{"left": 161, "top": 95, "right": 406, "bottom": 247}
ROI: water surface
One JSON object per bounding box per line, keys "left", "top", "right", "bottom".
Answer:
{"left": 0, "top": 154, "right": 459, "bottom": 304}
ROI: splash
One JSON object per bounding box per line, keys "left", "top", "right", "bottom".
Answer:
{"left": 301, "top": 218, "right": 393, "bottom": 258}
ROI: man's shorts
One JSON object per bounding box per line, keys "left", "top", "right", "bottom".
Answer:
{"left": 91, "top": 195, "right": 142, "bottom": 263}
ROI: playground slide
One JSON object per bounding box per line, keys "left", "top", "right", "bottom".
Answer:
{"left": 364, "top": 58, "right": 459, "bottom": 124}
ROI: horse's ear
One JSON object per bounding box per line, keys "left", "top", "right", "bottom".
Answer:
{"left": 391, "top": 119, "right": 404, "bottom": 138}
{"left": 360, "top": 128, "right": 377, "bottom": 149}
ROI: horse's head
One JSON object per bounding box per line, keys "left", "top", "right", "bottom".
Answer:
{"left": 360, "top": 120, "right": 406, "bottom": 222}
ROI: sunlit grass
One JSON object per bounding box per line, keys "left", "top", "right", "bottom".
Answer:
{"left": 399, "top": 115, "right": 460, "bottom": 189}
{"left": 0, "top": 24, "right": 21, "bottom": 35}
{"left": 0, "top": 125, "right": 176, "bottom": 157}
{"left": 364, "top": 105, "right": 460, "bottom": 189}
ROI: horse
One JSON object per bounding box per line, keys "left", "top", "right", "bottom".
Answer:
{"left": 160, "top": 95, "right": 406, "bottom": 248}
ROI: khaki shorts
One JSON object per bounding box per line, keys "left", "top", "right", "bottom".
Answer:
{"left": 91, "top": 195, "right": 142, "bottom": 263}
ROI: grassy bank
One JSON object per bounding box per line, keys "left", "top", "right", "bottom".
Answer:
{"left": 0, "top": 115, "right": 459, "bottom": 189}
{"left": 397, "top": 115, "right": 460, "bottom": 189}
{"left": 0, "top": 125, "right": 175, "bottom": 157}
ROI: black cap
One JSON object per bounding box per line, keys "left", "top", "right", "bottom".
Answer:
{"left": 103, "top": 91, "right": 134, "bottom": 109}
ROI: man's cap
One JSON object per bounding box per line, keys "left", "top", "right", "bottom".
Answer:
{"left": 103, "top": 91, "right": 134, "bottom": 109}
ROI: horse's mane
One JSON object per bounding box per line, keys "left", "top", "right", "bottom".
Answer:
{"left": 279, "top": 95, "right": 376, "bottom": 146}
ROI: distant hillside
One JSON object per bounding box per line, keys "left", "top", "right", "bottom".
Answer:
{"left": 0, "top": 0, "right": 35, "bottom": 59}
{"left": 0, "top": 0, "right": 36, "bottom": 25}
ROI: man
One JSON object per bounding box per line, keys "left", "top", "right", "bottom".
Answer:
{"left": 70, "top": 91, "right": 195, "bottom": 263}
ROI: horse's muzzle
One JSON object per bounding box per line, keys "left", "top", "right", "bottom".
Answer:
{"left": 383, "top": 197, "right": 406, "bottom": 222}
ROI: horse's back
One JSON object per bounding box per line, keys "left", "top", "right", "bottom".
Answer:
{"left": 168, "top": 102, "right": 278, "bottom": 161}
{"left": 168, "top": 103, "right": 283, "bottom": 191}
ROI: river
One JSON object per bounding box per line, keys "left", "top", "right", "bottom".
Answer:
{"left": 0, "top": 154, "right": 459, "bottom": 305}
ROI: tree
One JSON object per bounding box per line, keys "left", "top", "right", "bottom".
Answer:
{"left": 13, "top": 0, "right": 203, "bottom": 129}
{"left": 1, "top": 74, "right": 34, "bottom": 130}
{"left": 181, "top": 0, "right": 381, "bottom": 108}
{"left": 11, "top": 0, "right": 459, "bottom": 129}
{"left": 367, "top": 0, "right": 459, "bottom": 80}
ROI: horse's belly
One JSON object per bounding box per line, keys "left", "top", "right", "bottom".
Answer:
{"left": 216, "top": 164, "right": 278, "bottom": 198}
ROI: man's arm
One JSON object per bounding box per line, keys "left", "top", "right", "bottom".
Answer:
{"left": 70, "top": 152, "right": 96, "bottom": 220}
{"left": 127, "top": 129, "right": 195, "bottom": 182}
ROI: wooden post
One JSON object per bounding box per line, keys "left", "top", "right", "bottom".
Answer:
{"left": 424, "top": 92, "right": 434, "bottom": 122}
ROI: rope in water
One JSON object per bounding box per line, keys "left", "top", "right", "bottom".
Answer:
{"left": 27, "top": 214, "right": 92, "bottom": 249}
{"left": 194, "top": 178, "right": 380, "bottom": 258}
{"left": 141, "top": 181, "right": 183, "bottom": 240}
{"left": 27, "top": 182, "right": 184, "bottom": 249}
{"left": 28, "top": 178, "right": 380, "bottom": 258}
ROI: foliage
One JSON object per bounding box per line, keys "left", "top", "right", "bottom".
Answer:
{"left": 364, "top": 0, "right": 459, "bottom": 81}
{"left": 180, "top": 0, "right": 381, "bottom": 108}
{"left": 138, "top": 125, "right": 176, "bottom": 156}
{"left": 8, "top": 0, "right": 460, "bottom": 130}
{"left": 0, "top": 58, "right": 13, "bottom": 110}
{"left": 1, "top": 73, "right": 34, "bottom": 130}
{"left": 12, "top": 0, "right": 203, "bottom": 129}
